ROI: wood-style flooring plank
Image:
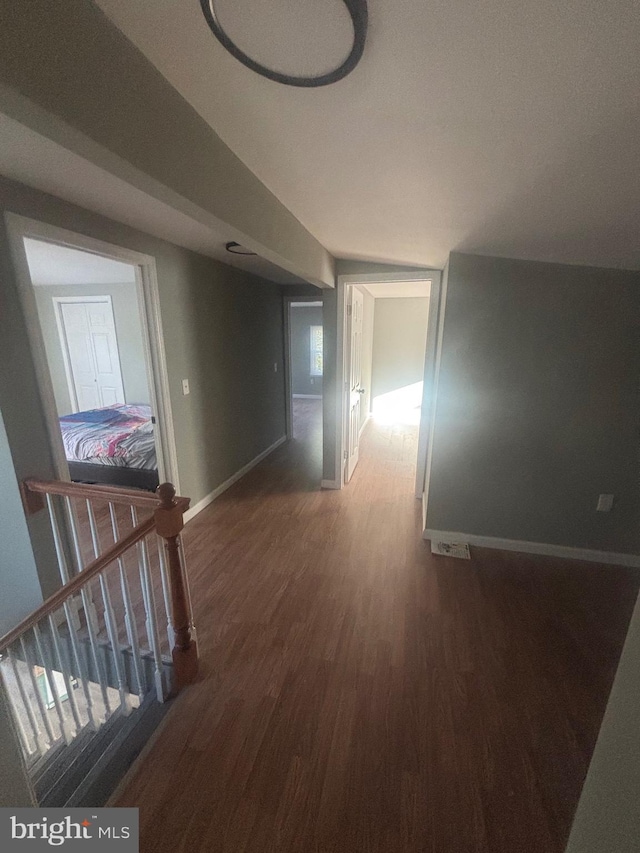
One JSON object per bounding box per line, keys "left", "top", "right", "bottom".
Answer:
{"left": 112, "top": 399, "right": 639, "bottom": 852}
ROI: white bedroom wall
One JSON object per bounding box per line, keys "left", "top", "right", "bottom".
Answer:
{"left": 371, "top": 297, "right": 430, "bottom": 417}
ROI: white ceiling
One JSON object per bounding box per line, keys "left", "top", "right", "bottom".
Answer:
{"left": 23, "top": 238, "right": 136, "bottom": 286}
{"left": 95, "top": 0, "right": 640, "bottom": 271}
{"left": 360, "top": 281, "right": 431, "bottom": 299}
{"left": 0, "top": 113, "right": 304, "bottom": 285}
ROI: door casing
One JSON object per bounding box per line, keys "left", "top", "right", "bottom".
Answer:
{"left": 5, "top": 213, "right": 180, "bottom": 491}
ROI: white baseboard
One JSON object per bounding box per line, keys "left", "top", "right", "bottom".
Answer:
{"left": 293, "top": 394, "right": 322, "bottom": 399}
{"left": 423, "top": 529, "right": 640, "bottom": 568}
{"left": 321, "top": 479, "right": 341, "bottom": 490}
{"left": 184, "top": 436, "right": 287, "bottom": 523}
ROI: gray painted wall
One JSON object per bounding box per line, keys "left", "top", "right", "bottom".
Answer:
{"left": 0, "top": 684, "right": 35, "bottom": 807}
{"left": 371, "top": 297, "right": 429, "bottom": 402}
{"left": 290, "top": 305, "right": 323, "bottom": 397}
{"left": 0, "top": 0, "right": 334, "bottom": 288}
{"left": 34, "top": 282, "right": 150, "bottom": 416}
{"left": 426, "top": 252, "right": 640, "bottom": 554}
{"left": 0, "top": 175, "right": 286, "bottom": 595}
{"left": 0, "top": 409, "right": 42, "bottom": 635}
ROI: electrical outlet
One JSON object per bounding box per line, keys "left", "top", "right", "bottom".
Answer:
{"left": 273, "top": 363, "right": 278, "bottom": 373}
{"left": 596, "top": 494, "right": 614, "bottom": 512}
{"left": 182, "top": 378, "right": 190, "bottom": 396}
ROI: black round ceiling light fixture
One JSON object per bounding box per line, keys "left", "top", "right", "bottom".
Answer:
{"left": 199, "top": 0, "right": 368, "bottom": 88}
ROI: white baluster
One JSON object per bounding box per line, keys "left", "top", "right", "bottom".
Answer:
{"left": 156, "top": 537, "right": 175, "bottom": 653}
{"left": 19, "top": 636, "right": 55, "bottom": 746}
{"left": 62, "top": 597, "right": 99, "bottom": 730}
{"left": 45, "top": 494, "right": 71, "bottom": 584}
{"left": 109, "top": 503, "right": 146, "bottom": 699}
{"left": 65, "top": 499, "right": 112, "bottom": 716}
{"left": 131, "top": 507, "right": 165, "bottom": 702}
{"left": 32, "top": 624, "right": 72, "bottom": 745}
{"left": 178, "top": 536, "right": 196, "bottom": 641}
{"left": 86, "top": 502, "right": 130, "bottom": 715}
{"left": 6, "top": 645, "right": 46, "bottom": 755}
{"left": 1, "top": 653, "right": 34, "bottom": 758}
{"left": 47, "top": 614, "right": 82, "bottom": 734}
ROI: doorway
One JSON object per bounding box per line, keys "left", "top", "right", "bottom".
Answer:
{"left": 335, "top": 272, "right": 442, "bottom": 498}
{"left": 6, "top": 214, "right": 178, "bottom": 493}
{"left": 284, "top": 297, "right": 323, "bottom": 464}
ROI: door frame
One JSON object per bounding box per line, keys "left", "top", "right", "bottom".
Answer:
{"left": 334, "top": 271, "right": 442, "bottom": 492}
{"left": 5, "top": 213, "right": 180, "bottom": 491}
{"left": 283, "top": 295, "right": 323, "bottom": 441}
{"left": 52, "top": 294, "right": 125, "bottom": 413}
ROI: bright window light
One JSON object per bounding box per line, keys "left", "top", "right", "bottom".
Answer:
{"left": 372, "top": 381, "right": 423, "bottom": 425}
{"left": 310, "top": 325, "right": 323, "bottom": 376}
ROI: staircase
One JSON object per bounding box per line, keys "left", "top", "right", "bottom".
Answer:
{"left": 1, "top": 479, "right": 197, "bottom": 807}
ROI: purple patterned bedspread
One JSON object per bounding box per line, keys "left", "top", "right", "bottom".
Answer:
{"left": 59, "top": 404, "right": 156, "bottom": 470}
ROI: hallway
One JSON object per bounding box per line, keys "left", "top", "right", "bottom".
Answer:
{"left": 113, "top": 407, "right": 639, "bottom": 852}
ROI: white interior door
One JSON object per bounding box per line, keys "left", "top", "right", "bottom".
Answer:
{"left": 345, "top": 287, "right": 364, "bottom": 482}
{"left": 57, "top": 297, "right": 125, "bottom": 412}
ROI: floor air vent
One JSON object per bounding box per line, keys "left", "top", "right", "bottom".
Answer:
{"left": 431, "top": 540, "right": 471, "bottom": 559}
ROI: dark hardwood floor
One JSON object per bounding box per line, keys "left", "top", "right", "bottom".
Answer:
{"left": 112, "top": 399, "right": 639, "bottom": 852}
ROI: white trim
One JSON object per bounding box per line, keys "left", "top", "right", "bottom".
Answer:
{"left": 340, "top": 272, "right": 440, "bottom": 285}
{"left": 336, "top": 270, "right": 442, "bottom": 490}
{"left": 420, "top": 265, "right": 448, "bottom": 514}
{"left": 291, "top": 301, "right": 322, "bottom": 307}
{"left": 183, "top": 436, "right": 286, "bottom": 523}
{"left": 334, "top": 278, "right": 347, "bottom": 488}
{"left": 423, "top": 529, "right": 640, "bottom": 568}
{"left": 4, "top": 213, "right": 180, "bottom": 491}
{"left": 283, "top": 296, "right": 293, "bottom": 440}
{"left": 293, "top": 394, "right": 322, "bottom": 399}
{"left": 321, "top": 479, "right": 341, "bottom": 490}
{"left": 415, "top": 272, "right": 445, "bottom": 499}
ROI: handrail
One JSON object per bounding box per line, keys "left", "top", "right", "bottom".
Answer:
{"left": 0, "top": 516, "right": 155, "bottom": 651}
{"left": 21, "top": 477, "right": 189, "bottom": 514}
{"left": 9, "top": 477, "right": 198, "bottom": 694}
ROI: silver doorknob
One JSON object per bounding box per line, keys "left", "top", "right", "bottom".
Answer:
{"left": 357, "top": 388, "right": 365, "bottom": 394}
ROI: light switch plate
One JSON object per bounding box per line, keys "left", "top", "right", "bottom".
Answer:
{"left": 597, "top": 494, "right": 614, "bottom": 512}
{"left": 182, "top": 378, "right": 190, "bottom": 396}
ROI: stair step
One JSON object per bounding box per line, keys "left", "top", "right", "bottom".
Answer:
{"left": 34, "top": 695, "right": 170, "bottom": 807}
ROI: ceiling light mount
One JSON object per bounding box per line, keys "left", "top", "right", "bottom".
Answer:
{"left": 225, "top": 241, "right": 257, "bottom": 256}
{"left": 200, "top": 0, "right": 368, "bottom": 88}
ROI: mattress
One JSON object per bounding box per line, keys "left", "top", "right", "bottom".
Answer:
{"left": 59, "top": 404, "right": 157, "bottom": 471}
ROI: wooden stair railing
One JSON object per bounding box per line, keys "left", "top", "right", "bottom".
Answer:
{"left": 0, "top": 479, "right": 198, "bottom": 804}
{"left": 12, "top": 477, "right": 197, "bottom": 692}
{"left": 1, "top": 478, "right": 198, "bottom": 781}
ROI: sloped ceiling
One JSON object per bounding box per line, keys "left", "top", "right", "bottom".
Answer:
{"left": 96, "top": 0, "right": 640, "bottom": 271}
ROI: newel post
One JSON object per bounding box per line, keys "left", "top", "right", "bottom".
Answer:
{"left": 154, "top": 483, "right": 198, "bottom": 690}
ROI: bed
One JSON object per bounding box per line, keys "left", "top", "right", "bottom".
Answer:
{"left": 59, "top": 403, "right": 159, "bottom": 492}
